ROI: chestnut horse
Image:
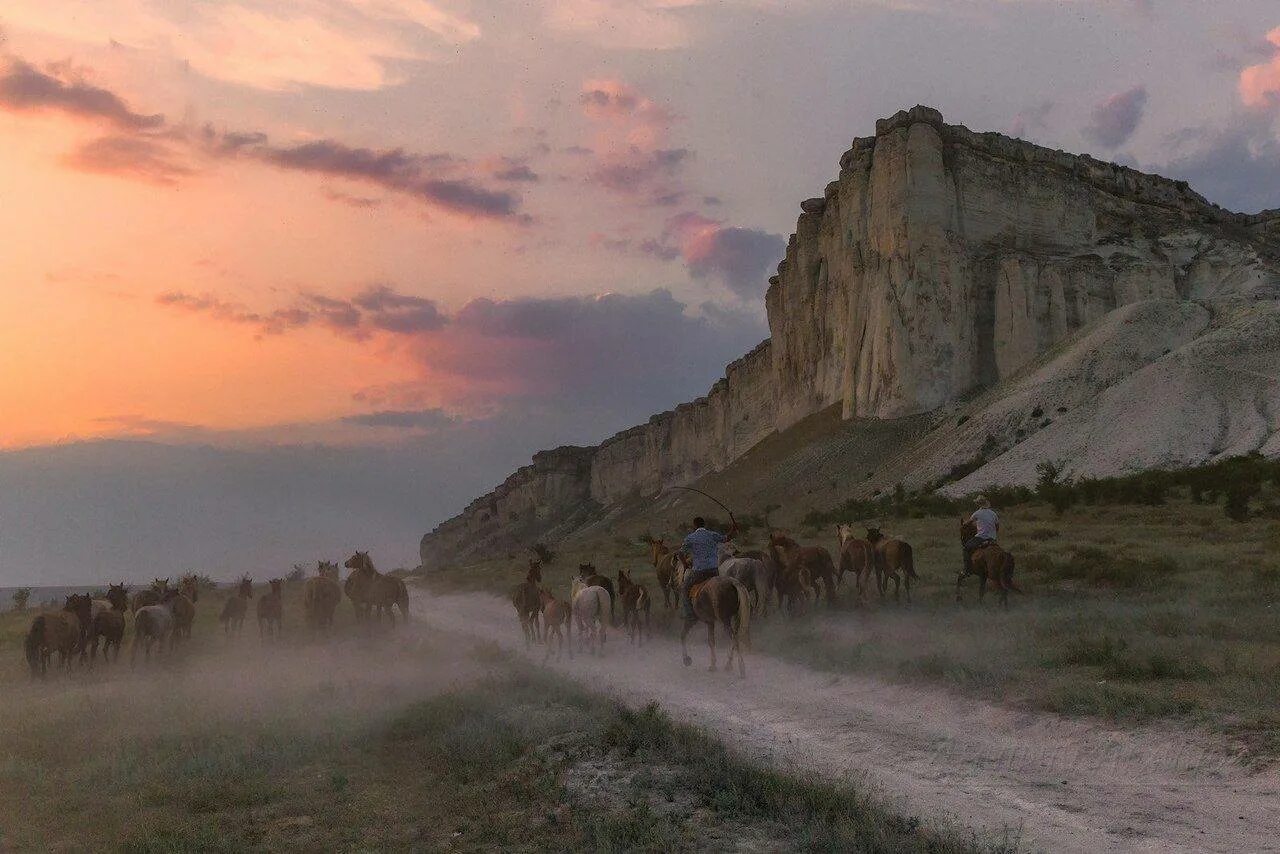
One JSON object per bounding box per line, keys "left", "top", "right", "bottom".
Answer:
{"left": 343, "top": 551, "right": 409, "bottom": 627}
{"left": 680, "top": 575, "right": 751, "bottom": 676}
{"left": 219, "top": 576, "right": 253, "bottom": 637}
{"left": 835, "top": 524, "right": 876, "bottom": 604}
{"left": 538, "top": 587, "right": 572, "bottom": 661}
{"left": 648, "top": 537, "right": 681, "bottom": 609}
{"left": 769, "top": 532, "right": 838, "bottom": 608}
{"left": 957, "top": 519, "right": 1021, "bottom": 607}
{"left": 511, "top": 560, "right": 543, "bottom": 646}
{"left": 866, "top": 527, "right": 918, "bottom": 603}
{"left": 616, "top": 569, "right": 651, "bottom": 645}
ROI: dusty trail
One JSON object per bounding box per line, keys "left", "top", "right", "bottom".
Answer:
{"left": 412, "top": 589, "right": 1280, "bottom": 853}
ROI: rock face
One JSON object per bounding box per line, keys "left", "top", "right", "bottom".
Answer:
{"left": 420, "top": 105, "right": 1280, "bottom": 568}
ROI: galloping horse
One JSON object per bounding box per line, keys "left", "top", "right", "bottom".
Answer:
{"left": 25, "top": 599, "right": 82, "bottom": 677}
{"left": 866, "top": 527, "right": 918, "bottom": 603}
{"left": 219, "top": 576, "right": 253, "bottom": 637}
{"left": 835, "top": 524, "right": 876, "bottom": 605}
{"left": 304, "top": 561, "right": 343, "bottom": 633}
{"left": 680, "top": 573, "right": 751, "bottom": 677}
{"left": 169, "top": 579, "right": 198, "bottom": 642}
{"left": 769, "top": 531, "right": 838, "bottom": 608}
{"left": 957, "top": 519, "right": 1021, "bottom": 607}
{"left": 538, "top": 588, "right": 572, "bottom": 661}
{"left": 343, "top": 551, "right": 409, "bottom": 627}
{"left": 511, "top": 559, "right": 543, "bottom": 646}
{"left": 89, "top": 584, "right": 128, "bottom": 666}
{"left": 616, "top": 569, "right": 650, "bottom": 645}
{"left": 647, "top": 537, "right": 681, "bottom": 609}
{"left": 717, "top": 545, "right": 771, "bottom": 617}
{"left": 570, "top": 579, "right": 610, "bottom": 656}
{"left": 62, "top": 594, "right": 94, "bottom": 664}
{"left": 577, "top": 563, "right": 616, "bottom": 625}
{"left": 257, "top": 579, "right": 284, "bottom": 639}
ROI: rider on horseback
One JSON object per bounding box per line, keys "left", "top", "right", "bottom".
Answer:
{"left": 679, "top": 516, "right": 737, "bottom": 620}
{"left": 962, "top": 496, "right": 999, "bottom": 576}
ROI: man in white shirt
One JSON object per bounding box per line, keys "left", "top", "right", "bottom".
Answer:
{"left": 963, "top": 496, "right": 999, "bottom": 576}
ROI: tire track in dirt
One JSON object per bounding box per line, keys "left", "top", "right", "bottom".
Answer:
{"left": 411, "top": 589, "right": 1280, "bottom": 853}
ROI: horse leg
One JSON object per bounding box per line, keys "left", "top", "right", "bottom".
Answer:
{"left": 706, "top": 622, "right": 717, "bottom": 672}
{"left": 680, "top": 617, "right": 697, "bottom": 667}
{"left": 955, "top": 571, "right": 965, "bottom": 603}
{"left": 978, "top": 572, "right": 988, "bottom": 603}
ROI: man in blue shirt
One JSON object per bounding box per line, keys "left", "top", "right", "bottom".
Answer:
{"left": 679, "top": 516, "right": 737, "bottom": 620}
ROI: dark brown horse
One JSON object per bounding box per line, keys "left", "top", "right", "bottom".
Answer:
{"left": 616, "top": 569, "right": 651, "bottom": 646}
{"left": 680, "top": 575, "right": 751, "bottom": 676}
{"left": 648, "top": 537, "right": 681, "bottom": 609}
{"left": 866, "top": 527, "right": 918, "bottom": 603}
{"left": 538, "top": 587, "right": 571, "bottom": 661}
{"left": 511, "top": 560, "right": 543, "bottom": 646}
{"left": 89, "top": 583, "right": 128, "bottom": 666}
{"left": 769, "top": 532, "right": 838, "bottom": 608}
{"left": 343, "top": 551, "right": 410, "bottom": 627}
{"left": 219, "top": 576, "right": 253, "bottom": 637}
{"left": 957, "top": 519, "right": 1021, "bottom": 606}
{"left": 577, "top": 563, "right": 616, "bottom": 625}
{"left": 169, "top": 585, "right": 197, "bottom": 643}
{"left": 257, "top": 579, "right": 284, "bottom": 639}
{"left": 63, "top": 594, "right": 94, "bottom": 664}
{"left": 304, "top": 561, "right": 343, "bottom": 634}
{"left": 25, "top": 602, "right": 82, "bottom": 677}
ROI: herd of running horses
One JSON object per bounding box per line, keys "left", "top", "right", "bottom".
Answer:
{"left": 511, "top": 520, "right": 1019, "bottom": 677}
{"left": 21, "top": 551, "right": 410, "bottom": 677}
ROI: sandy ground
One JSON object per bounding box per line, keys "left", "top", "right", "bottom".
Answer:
{"left": 412, "top": 588, "right": 1280, "bottom": 854}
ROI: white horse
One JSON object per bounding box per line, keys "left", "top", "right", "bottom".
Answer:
{"left": 717, "top": 543, "right": 774, "bottom": 617}
{"left": 131, "top": 598, "right": 175, "bottom": 665}
{"left": 570, "top": 580, "right": 611, "bottom": 656}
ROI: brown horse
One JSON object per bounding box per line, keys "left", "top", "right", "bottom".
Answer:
{"left": 25, "top": 602, "right": 82, "bottom": 677}
{"left": 865, "top": 527, "right": 918, "bottom": 603}
{"left": 219, "top": 576, "right": 253, "bottom": 637}
{"left": 511, "top": 560, "right": 543, "bottom": 647}
{"left": 131, "top": 577, "right": 169, "bottom": 612}
{"left": 680, "top": 575, "right": 751, "bottom": 676}
{"left": 257, "top": 579, "right": 284, "bottom": 639}
{"left": 958, "top": 519, "right": 1021, "bottom": 606}
{"left": 648, "top": 537, "right": 681, "bottom": 609}
{"left": 343, "top": 551, "right": 410, "bottom": 627}
{"left": 62, "top": 594, "right": 94, "bottom": 664}
{"left": 538, "top": 587, "right": 572, "bottom": 661}
{"left": 132, "top": 594, "right": 176, "bottom": 664}
{"left": 577, "top": 563, "right": 616, "bottom": 625}
{"left": 835, "top": 524, "right": 877, "bottom": 604}
{"left": 769, "top": 532, "right": 838, "bottom": 608}
{"left": 169, "top": 586, "right": 197, "bottom": 642}
{"left": 89, "top": 584, "right": 128, "bottom": 666}
{"left": 304, "top": 561, "right": 343, "bottom": 634}
{"left": 616, "top": 569, "right": 651, "bottom": 646}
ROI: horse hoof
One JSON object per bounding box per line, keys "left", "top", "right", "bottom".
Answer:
{"left": 682, "top": 655, "right": 692, "bottom": 667}
{"left": 708, "top": 665, "right": 717, "bottom": 672}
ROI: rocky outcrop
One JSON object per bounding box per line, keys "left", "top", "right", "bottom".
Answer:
{"left": 421, "top": 106, "right": 1280, "bottom": 568}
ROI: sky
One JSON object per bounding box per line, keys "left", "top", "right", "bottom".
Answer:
{"left": 3, "top": 0, "right": 1280, "bottom": 584}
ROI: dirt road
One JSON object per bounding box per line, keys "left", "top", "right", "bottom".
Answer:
{"left": 412, "top": 589, "right": 1280, "bottom": 853}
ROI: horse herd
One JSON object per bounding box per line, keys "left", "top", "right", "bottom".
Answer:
{"left": 21, "top": 551, "right": 411, "bottom": 678}
{"left": 511, "top": 520, "right": 1020, "bottom": 678}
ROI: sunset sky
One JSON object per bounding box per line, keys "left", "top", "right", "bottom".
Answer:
{"left": 3, "top": 0, "right": 1280, "bottom": 583}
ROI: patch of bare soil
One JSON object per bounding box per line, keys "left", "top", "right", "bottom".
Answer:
{"left": 413, "top": 589, "right": 1280, "bottom": 853}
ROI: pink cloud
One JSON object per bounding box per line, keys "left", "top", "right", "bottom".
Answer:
{"left": 1240, "top": 28, "right": 1280, "bottom": 109}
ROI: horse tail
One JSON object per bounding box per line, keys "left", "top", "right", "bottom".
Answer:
{"left": 731, "top": 578, "right": 751, "bottom": 650}
{"left": 25, "top": 616, "right": 44, "bottom": 675}
{"left": 903, "top": 543, "right": 918, "bottom": 579}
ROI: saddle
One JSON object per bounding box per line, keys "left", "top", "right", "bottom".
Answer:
{"left": 972, "top": 538, "right": 998, "bottom": 554}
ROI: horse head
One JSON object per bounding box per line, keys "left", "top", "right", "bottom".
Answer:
{"left": 577, "top": 562, "right": 596, "bottom": 579}
{"left": 526, "top": 558, "right": 543, "bottom": 583}
{"left": 344, "top": 551, "right": 374, "bottom": 575}
{"left": 836, "top": 523, "right": 854, "bottom": 545}
{"left": 269, "top": 579, "right": 283, "bottom": 595}
{"left": 617, "top": 568, "right": 632, "bottom": 590}
{"left": 152, "top": 577, "right": 170, "bottom": 592}
{"left": 180, "top": 574, "right": 200, "bottom": 602}
{"left": 865, "top": 527, "right": 884, "bottom": 544}
{"left": 106, "top": 583, "right": 129, "bottom": 611}
{"left": 64, "top": 593, "right": 92, "bottom": 621}
{"left": 238, "top": 575, "right": 254, "bottom": 597}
